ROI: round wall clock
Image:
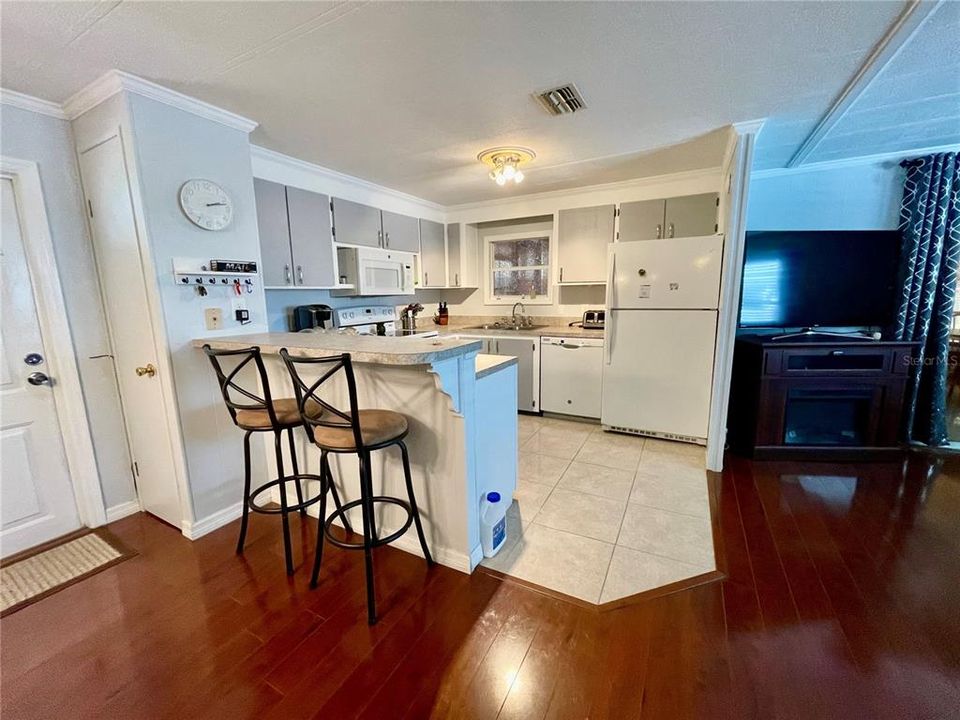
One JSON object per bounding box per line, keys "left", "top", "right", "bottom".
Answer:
{"left": 179, "top": 179, "right": 233, "bottom": 231}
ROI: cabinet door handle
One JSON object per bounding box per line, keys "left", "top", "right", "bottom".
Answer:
{"left": 284, "top": 264, "right": 291, "bottom": 283}
{"left": 455, "top": 273, "right": 459, "bottom": 287}
{"left": 560, "top": 267, "right": 564, "bottom": 282}
{"left": 297, "top": 265, "right": 304, "bottom": 284}
{"left": 384, "top": 231, "right": 390, "bottom": 248}
{"left": 378, "top": 230, "right": 383, "bottom": 247}
{"left": 668, "top": 223, "right": 675, "bottom": 238}
{"left": 655, "top": 224, "right": 662, "bottom": 239}
{"left": 424, "top": 272, "right": 428, "bottom": 286}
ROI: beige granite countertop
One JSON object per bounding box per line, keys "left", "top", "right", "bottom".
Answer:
{"left": 194, "top": 331, "right": 482, "bottom": 366}
{"left": 475, "top": 353, "right": 518, "bottom": 379}
{"left": 419, "top": 316, "right": 605, "bottom": 340}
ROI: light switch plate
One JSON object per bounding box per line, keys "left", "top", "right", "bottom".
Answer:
{"left": 204, "top": 307, "right": 223, "bottom": 330}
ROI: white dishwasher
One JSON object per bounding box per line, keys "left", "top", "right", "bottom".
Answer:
{"left": 540, "top": 336, "right": 604, "bottom": 418}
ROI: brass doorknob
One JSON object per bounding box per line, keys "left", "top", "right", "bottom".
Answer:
{"left": 135, "top": 364, "right": 157, "bottom": 378}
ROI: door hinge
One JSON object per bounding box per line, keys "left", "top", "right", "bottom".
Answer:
{"left": 331, "top": 226, "right": 336, "bottom": 237}
{"left": 616, "top": 231, "right": 620, "bottom": 240}
{"left": 130, "top": 461, "right": 140, "bottom": 491}
{"left": 133, "top": 461, "right": 140, "bottom": 476}
{"left": 87, "top": 199, "right": 94, "bottom": 218}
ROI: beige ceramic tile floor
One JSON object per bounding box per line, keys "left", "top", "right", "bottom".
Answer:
{"left": 481, "top": 414, "right": 716, "bottom": 604}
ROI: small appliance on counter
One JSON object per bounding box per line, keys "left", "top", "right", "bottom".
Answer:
{"left": 293, "top": 304, "right": 333, "bottom": 332}
{"left": 569, "top": 309, "right": 605, "bottom": 330}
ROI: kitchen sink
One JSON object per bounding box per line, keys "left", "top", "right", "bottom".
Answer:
{"left": 465, "top": 323, "right": 549, "bottom": 331}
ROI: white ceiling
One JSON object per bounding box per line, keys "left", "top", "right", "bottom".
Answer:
{"left": 2, "top": 1, "right": 954, "bottom": 205}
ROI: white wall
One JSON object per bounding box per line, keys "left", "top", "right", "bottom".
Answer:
{"left": 747, "top": 159, "right": 905, "bottom": 230}
{"left": 0, "top": 103, "right": 137, "bottom": 511}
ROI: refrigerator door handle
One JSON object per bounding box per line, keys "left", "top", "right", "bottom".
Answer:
{"left": 605, "top": 248, "right": 617, "bottom": 309}
{"left": 605, "top": 311, "right": 615, "bottom": 365}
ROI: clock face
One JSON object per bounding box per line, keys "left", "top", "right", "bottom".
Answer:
{"left": 179, "top": 179, "right": 233, "bottom": 231}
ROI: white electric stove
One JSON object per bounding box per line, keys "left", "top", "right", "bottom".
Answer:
{"left": 333, "top": 305, "right": 438, "bottom": 338}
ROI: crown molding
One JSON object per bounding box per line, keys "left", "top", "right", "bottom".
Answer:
{"left": 787, "top": 0, "right": 942, "bottom": 168}
{"left": 0, "top": 88, "right": 68, "bottom": 120}
{"left": 753, "top": 142, "right": 960, "bottom": 179}
{"left": 250, "top": 144, "right": 445, "bottom": 211}
{"left": 63, "top": 70, "right": 258, "bottom": 133}
{"left": 444, "top": 166, "right": 722, "bottom": 213}
{"left": 732, "top": 118, "right": 766, "bottom": 136}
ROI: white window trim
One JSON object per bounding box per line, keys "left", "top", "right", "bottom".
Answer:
{"left": 483, "top": 229, "right": 554, "bottom": 305}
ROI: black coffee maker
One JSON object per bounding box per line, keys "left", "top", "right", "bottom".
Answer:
{"left": 292, "top": 304, "right": 333, "bottom": 331}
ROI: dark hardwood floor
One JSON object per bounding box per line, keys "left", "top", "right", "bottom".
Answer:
{"left": 2, "top": 452, "right": 960, "bottom": 719}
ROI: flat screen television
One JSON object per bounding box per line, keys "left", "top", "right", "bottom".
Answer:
{"left": 738, "top": 230, "right": 902, "bottom": 329}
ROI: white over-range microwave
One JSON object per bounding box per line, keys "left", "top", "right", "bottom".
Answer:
{"left": 333, "top": 246, "right": 416, "bottom": 296}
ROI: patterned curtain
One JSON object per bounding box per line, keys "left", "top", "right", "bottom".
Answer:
{"left": 894, "top": 152, "right": 960, "bottom": 445}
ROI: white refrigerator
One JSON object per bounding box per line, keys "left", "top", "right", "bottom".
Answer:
{"left": 601, "top": 235, "right": 723, "bottom": 442}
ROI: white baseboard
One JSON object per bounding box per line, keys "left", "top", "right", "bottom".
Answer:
{"left": 105, "top": 500, "right": 141, "bottom": 524}
{"left": 389, "top": 534, "right": 471, "bottom": 574}
{"left": 181, "top": 501, "right": 244, "bottom": 541}
{"left": 469, "top": 543, "right": 484, "bottom": 571}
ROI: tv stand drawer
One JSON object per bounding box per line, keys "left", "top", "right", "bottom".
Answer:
{"left": 764, "top": 348, "right": 892, "bottom": 375}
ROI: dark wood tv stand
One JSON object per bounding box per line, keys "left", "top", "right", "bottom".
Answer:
{"left": 728, "top": 335, "right": 919, "bottom": 460}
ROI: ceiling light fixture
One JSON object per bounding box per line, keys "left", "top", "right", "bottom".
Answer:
{"left": 478, "top": 147, "right": 536, "bottom": 186}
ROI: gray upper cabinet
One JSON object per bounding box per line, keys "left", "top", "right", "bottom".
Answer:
{"left": 557, "top": 205, "right": 615, "bottom": 283}
{"left": 254, "top": 179, "right": 294, "bottom": 287}
{"left": 619, "top": 194, "right": 719, "bottom": 242}
{"left": 664, "top": 193, "right": 719, "bottom": 238}
{"left": 286, "top": 187, "right": 336, "bottom": 287}
{"left": 331, "top": 198, "right": 382, "bottom": 247}
{"left": 419, "top": 219, "right": 446, "bottom": 287}
{"left": 381, "top": 210, "right": 420, "bottom": 252}
{"left": 446, "top": 223, "right": 461, "bottom": 287}
{"left": 618, "top": 199, "right": 667, "bottom": 242}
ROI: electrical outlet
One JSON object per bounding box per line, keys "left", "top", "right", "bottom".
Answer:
{"left": 204, "top": 307, "right": 223, "bottom": 331}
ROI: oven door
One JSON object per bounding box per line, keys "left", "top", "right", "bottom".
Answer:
{"left": 357, "top": 253, "right": 415, "bottom": 296}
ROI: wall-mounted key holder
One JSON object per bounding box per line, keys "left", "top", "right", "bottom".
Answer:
{"left": 172, "top": 257, "right": 259, "bottom": 294}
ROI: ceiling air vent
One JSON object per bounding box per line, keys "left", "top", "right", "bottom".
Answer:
{"left": 536, "top": 84, "right": 586, "bottom": 116}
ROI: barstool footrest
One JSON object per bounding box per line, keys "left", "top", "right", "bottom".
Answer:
{"left": 248, "top": 474, "right": 327, "bottom": 515}
{"left": 323, "top": 496, "right": 413, "bottom": 549}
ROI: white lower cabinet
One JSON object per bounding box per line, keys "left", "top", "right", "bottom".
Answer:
{"left": 540, "top": 336, "right": 604, "bottom": 418}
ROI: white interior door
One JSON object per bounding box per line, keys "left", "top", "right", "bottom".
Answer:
{"left": 0, "top": 179, "right": 82, "bottom": 556}
{"left": 79, "top": 137, "right": 182, "bottom": 528}
{"left": 601, "top": 309, "right": 718, "bottom": 440}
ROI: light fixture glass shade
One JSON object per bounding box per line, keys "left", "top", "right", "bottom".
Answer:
{"left": 479, "top": 147, "right": 535, "bottom": 187}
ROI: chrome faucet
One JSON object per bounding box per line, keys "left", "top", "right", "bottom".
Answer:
{"left": 511, "top": 302, "right": 526, "bottom": 327}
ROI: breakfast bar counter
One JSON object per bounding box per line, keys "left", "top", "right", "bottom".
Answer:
{"left": 193, "top": 332, "right": 517, "bottom": 572}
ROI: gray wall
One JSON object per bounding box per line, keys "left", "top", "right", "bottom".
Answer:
{"left": 0, "top": 104, "right": 137, "bottom": 511}
{"left": 124, "top": 93, "right": 269, "bottom": 520}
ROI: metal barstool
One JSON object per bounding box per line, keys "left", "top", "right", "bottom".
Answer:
{"left": 203, "top": 344, "right": 349, "bottom": 575}
{"left": 280, "top": 349, "right": 433, "bottom": 625}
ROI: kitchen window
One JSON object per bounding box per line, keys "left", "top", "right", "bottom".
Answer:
{"left": 484, "top": 231, "right": 553, "bottom": 304}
